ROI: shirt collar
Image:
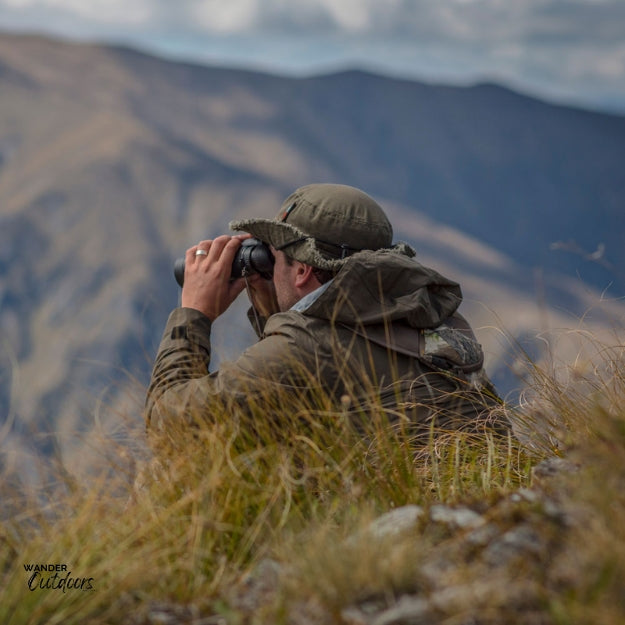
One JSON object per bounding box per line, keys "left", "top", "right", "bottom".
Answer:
{"left": 290, "top": 279, "right": 334, "bottom": 313}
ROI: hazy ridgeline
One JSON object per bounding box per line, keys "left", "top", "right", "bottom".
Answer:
{"left": 1, "top": 33, "right": 625, "bottom": 467}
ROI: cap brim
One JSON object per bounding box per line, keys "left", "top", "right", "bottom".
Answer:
{"left": 230, "top": 218, "right": 417, "bottom": 270}
{"left": 229, "top": 218, "right": 304, "bottom": 249}
{"left": 230, "top": 217, "right": 348, "bottom": 270}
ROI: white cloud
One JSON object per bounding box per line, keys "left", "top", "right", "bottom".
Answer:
{"left": 1, "top": 0, "right": 151, "bottom": 21}
{"left": 316, "top": 0, "right": 374, "bottom": 31}
{"left": 0, "top": 0, "right": 623, "bottom": 110}
{"left": 595, "top": 46, "right": 625, "bottom": 79}
{"left": 2, "top": 0, "right": 623, "bottom": 41}
{"left": 190, "top": 0, "right": 258, "bottom": 33}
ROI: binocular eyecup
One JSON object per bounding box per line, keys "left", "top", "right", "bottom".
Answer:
{"left": 174, "top": 238, "right": 274, "bottom": 287}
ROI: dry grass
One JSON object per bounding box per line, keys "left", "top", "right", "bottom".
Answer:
{"left": 2, "top": 327, "right": 625, "bottom": 624}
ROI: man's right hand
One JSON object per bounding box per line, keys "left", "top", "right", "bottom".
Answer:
{"left": 181, "top": 235, "right": 248, "bottom": 321}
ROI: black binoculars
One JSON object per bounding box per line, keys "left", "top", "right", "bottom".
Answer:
{"left": 174, "top": 238, "right": 274, "bottom": 287}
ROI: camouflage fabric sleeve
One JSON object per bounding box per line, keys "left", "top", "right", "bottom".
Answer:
{"left": 144, "top": 308, "right": 318, "bottom": 431}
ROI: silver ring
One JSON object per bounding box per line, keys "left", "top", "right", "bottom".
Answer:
{"left": 195, "top": 249, "right": 208, "bottom": 256}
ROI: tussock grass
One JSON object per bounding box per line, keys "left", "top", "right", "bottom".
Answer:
{"left": 2, "top": 327, "right": 625, "bottom": 624}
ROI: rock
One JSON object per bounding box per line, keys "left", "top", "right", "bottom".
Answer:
{"left": 366, "top": 505, "right": 424, "bottom": 540}
{"left": 429, "top": 504, "right": 485, "bottom": 530}
{"left": 128, "top": 601, "right": 222, "bottom": 625}
{"left": 228, "top": 558, "right": 283, "bottom": 615}
{"left": 334, "top": 488, "right": 572, "bottom": 625}
{"left": 369, "top": 595, "right": 432, "bottom": 625}
{"left": 531, "top": 457, "right": 579, "bottom": 488}
{"left": 482, "top": 523, "right": 546, "bottom": 567}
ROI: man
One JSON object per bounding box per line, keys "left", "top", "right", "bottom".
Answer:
{"left": 145, "top": 183, "right": 504, "bottom": 436}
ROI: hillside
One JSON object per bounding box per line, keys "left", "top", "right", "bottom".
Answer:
{"left": 0, "top": 32, "right": 624, "bottom": 468}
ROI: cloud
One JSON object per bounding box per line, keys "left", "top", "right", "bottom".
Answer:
{"left": 0, "top": 0, "right": 623, "bottom": 110}
{"left": 2, "top": 0, "right": 622, "bottom": 40}
{"left": 1, "top": 0, "right": 152, "bottom": 24}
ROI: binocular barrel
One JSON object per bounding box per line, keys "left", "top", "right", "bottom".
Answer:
{"left": 174, "top": 238, "right": 274, "bottom": 287}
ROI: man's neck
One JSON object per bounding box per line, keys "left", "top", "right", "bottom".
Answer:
{"left": 290, "top": 279, "right": 334, "bottom": 312}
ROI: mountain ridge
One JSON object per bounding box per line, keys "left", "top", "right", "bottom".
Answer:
{"left": 0, "top": 32, "right": 623, "bottom": 468}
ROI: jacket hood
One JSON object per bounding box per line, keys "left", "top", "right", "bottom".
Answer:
{"left": 300, "top": 249, "right": 462, "bottom": 329}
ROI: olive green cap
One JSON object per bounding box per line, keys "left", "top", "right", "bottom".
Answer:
{"left": 230, "top": 183, "right": 413, "bottom": 270}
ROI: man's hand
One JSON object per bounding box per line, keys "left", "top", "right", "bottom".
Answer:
{"left": 181, "top": 235, "right": 248, "bottom": 321}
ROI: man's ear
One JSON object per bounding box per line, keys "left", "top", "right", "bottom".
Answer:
{"left": 294, "top": 263, "right": 318, "bottom": 289}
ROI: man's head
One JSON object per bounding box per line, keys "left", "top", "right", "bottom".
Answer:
{"left": 230, "top": 183, "right": 394, "bottom": 271}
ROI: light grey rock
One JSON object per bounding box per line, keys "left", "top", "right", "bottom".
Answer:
{"left": 371, "top": 595, "right": 433, "bottom": 625}
{"left": 482, "top": 524, "right": 545, "bottom": 566}
{"left": 367, "top": 505, "right": 424, "bottom": 540}
{"left": 429, "top": 504, "right": 485, "bottom": 530}
{"left": 532, "top": 457, "right": 579, "bottom": 486}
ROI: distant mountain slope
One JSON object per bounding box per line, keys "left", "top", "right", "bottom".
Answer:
{"left": 0, "top": 33, "right": 623, "bottom": 467}
{"left": 105, "top": 43, "right": 625, "bottom": 294}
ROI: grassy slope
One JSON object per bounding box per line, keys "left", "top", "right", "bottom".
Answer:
{"left": 1, "top": 328, "right": 625, "bottom": 624}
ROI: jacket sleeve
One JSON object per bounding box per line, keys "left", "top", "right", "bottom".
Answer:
{"left": 144, "top": 308, "right": 318, "bottom": 431}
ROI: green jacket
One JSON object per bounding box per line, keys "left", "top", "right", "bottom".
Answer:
{"left": 145, "top": 249, "right": 502, "bottom": 433}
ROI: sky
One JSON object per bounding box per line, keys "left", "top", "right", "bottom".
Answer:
{"left": 1, "top": 0, "right": 624, "bottom": 113}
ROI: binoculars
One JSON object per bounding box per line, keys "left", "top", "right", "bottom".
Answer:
{"left": 174, "top": 238, "right": 274, "bottom": 287}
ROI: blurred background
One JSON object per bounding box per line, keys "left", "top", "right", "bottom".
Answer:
{"left": 0, "top": 0, "right": 624, "bottom": 480}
